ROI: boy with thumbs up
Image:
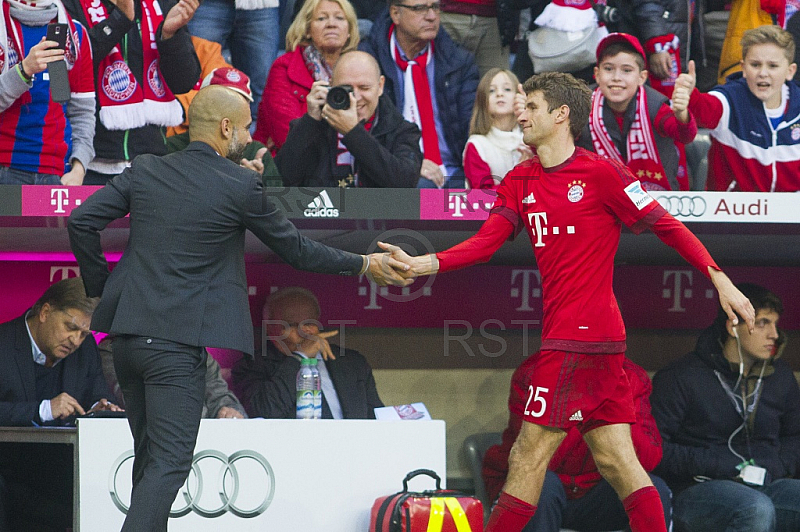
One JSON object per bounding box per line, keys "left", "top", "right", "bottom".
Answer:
{"left": 676, "top": 25, "right": 800, "bottom": 192}
{"left": 577, "top": 33, "right": 698, "bottom": 191}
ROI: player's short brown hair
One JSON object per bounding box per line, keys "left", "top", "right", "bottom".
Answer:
{"left": 522, "top": 72, "right": 591, "bottom": 140}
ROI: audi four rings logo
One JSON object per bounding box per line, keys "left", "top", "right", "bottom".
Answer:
{"left": 657, "top": 195, "right": 707, "bottom": 217}
{"left": 109, "top": 450, "right": 275, "bottom": 518}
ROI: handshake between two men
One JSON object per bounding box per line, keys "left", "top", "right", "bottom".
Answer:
{"left": 363, "top": 242, "right": 440, "bottom": 287}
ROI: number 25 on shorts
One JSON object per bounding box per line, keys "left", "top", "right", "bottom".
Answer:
{"left": 525, "top": 386, "right": 549, "bottom": 417}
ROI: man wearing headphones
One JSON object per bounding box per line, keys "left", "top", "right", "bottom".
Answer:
{"left": 651, "top": 283, "right": 800, "bottom": 532}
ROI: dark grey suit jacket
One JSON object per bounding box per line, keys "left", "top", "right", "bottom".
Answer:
{"left": 0, "top": 315, "right": 110, "bottom": 426}
{"left": 68, "top": 142, "right": 363, "bottom": 355}
{"left": 233, "top": 342, "right": 384, "bottom": 419}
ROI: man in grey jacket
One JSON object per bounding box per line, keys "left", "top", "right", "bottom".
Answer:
{"left": 68, "top": 84, "right": 409, "bottom": 531}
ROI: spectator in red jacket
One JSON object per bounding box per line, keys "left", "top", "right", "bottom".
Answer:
{"left": 483, "top": 357, "right": 671, "bottom": 531}
{"left": 253, "top": 0, "right": 359, "bottom": 152}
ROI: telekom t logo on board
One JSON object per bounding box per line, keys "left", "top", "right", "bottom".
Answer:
{"left": 448, "top": 192, "right": 468, "bottom": 217}
{"left": 51, "top": 188, "right": 72, "bottom": 214}
{"left": 21, "top": 186, "right": 99, "bottom": 216}
{"left": 510, "top": 269, "right": 542, "bottom": 311}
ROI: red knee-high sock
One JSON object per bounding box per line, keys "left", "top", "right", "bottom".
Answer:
{"left": 623, "top": 485, "right": 667, "bottom": 532}
{"left": 485, "top": 491, "right": 536, "bottom": 532}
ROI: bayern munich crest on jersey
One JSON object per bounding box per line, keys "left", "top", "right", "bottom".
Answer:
{"left": 103, "top": 61, "right": 137, "bottom": 102}
{"left": 147, "top": 60, "right": 166, "bottom": 98}
{"left": 792, "top": 126, "right": 800, "bottom": 141}
{"left": 567, "top": 180, "right": 586, "bottom": 203}
{"left": 64, "top": 29, "right": 79, "bottom": 66}
{"left": 3, "top": 37, "right": 19, "bottom": 71}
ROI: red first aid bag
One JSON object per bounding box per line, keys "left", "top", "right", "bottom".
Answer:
{"left": 370, "top": 469, "right": 484, "bottom": 532}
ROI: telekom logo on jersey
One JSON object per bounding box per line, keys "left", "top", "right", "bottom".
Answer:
{"left": 526, "top": 212, "right": 576, "bottom": 247}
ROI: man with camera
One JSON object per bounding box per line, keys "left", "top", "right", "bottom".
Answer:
{"left": 275, "top": 50, "right": 422, "bottom": 188}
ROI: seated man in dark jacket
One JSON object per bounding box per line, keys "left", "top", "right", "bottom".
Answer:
{"left": 651, "top": 283, "right": 800, "bottom": 532}
{"left": 233, "top": 286, "right": 384, "bottom": 419}
{"left": 276, "top": 51, "right": 422, "bottom": 188}
{"left": 0, "top": 277, "right": 119, "bottom": 530}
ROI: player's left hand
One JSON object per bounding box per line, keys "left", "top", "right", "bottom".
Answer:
{"left": 710, "top": 268, "right": 755, "bottom": 333}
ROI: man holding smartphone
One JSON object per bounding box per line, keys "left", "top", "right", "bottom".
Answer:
{"left": 0, "top": 2, "right": 95, "bottom": 185}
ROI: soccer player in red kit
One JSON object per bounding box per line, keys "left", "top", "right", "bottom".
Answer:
{"left": 381, "top": 72, "right": 755, "bottom": 532}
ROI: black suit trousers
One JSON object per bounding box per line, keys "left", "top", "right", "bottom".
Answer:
{"left": 112, "top": 336, "right": 206, "bottom": 532}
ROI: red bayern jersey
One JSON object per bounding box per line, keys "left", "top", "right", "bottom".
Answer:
{"left": 490, "top": 147, "right": 666, "bottom": 353}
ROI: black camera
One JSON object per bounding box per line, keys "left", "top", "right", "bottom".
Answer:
{"left": 593, "top": 3, "right": 620, "bottom": 24}
{"left": 326, "top": 84, "right": 354, "bottom": 110}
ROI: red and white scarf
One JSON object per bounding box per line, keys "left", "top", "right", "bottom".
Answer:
{"left": 79, "top": 0, "right": 181, "bottom": 130}
{"left": 389, "top": 24, "right": 442, "bottom": 165}
{"left": 589, "top": 86, "right": 669, "bottom": 191}
{"left": 0, "top": 0, "right": 79, "bottom": 74}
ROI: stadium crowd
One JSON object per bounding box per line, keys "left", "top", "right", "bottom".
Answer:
{"left": 0, "top": 0, "right": 798, "bottom": 191}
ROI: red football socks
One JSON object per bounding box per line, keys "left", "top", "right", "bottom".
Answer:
{"left": 484, "top": 491, "right": 536, "bottom": 532}
{"left": 623, "top": 485, "right": 667, "bottom": 532}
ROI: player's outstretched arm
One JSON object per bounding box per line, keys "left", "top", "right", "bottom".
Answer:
{"left": 377, "top": 242, "right": 439, "bottom": 277}
{"left": 709, "top": 267, "right": 755, "bottom": 333}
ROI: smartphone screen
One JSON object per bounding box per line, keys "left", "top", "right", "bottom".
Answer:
{"left": 46, "top": 23, "right": 68, "bottom": 51}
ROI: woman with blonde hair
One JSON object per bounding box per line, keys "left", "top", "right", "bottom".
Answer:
{"left": 254, "top": 0, "right": 359, "bottom": 152}
{"left": 463, "top": 68, "right": 531, "bottom": 190}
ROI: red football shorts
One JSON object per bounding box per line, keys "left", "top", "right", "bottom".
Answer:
{"left": 516, "top": 350, "right": 635, "bottom": 433}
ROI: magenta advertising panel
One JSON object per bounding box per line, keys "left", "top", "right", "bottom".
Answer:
{"left": 2, "top": 260, "right": 797, "bottom": 332}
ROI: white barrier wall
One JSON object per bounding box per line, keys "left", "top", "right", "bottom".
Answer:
{"left": 78, "top": 419, "right": 446, "bottom": 531}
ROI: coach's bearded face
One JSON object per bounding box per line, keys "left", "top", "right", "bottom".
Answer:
{"left": 226, "top": 125, "right": 249, "bottom": 163}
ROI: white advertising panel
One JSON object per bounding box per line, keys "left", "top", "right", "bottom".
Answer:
{"left": 650, "top": 192, "right": 800, "bottom": 223}
{"left": 78, "top": 419, "right": 446, "bottom": 531}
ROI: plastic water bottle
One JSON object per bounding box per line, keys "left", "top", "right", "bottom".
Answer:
{"left": 296, "top": 358, "right": 321, "bottom": 419}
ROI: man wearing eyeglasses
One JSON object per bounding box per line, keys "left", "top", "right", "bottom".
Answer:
{"left": 0, "top": 277, "right": 119, "bottom": 530}
{"left": 360, "top": 0, "right": 479, "bottom": 188}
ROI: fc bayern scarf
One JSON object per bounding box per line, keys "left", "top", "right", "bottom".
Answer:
{"left": 0, "top": 0, "right": 79, "bottom": 74}
{"left": 79, "top": 0, "right": 182, "bottom": 130}
{"left": 589, "top": 86, "right": 670, "bottom": 191}
{"left": 389, "top": 24, "right": 441, "bottom": 165}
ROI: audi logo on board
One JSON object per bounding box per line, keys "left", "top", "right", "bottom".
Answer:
{"left": 657, "top": 195, "right": 707, "bottom": 217}
{"left": 109, "top": 449, "right": 275, "bottom": 518}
